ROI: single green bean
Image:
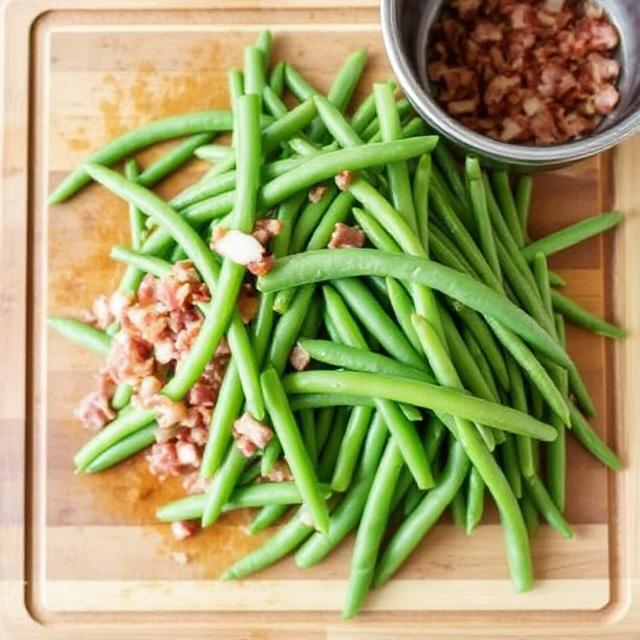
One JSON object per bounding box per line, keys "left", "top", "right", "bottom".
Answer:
{"left": 491, "top": 171, "right": 524, "bottom": 248}
{"left": 255, "top": 30, "right": 272, "bottom": 66}
{"left": 500, "top": 435, "right": 523, "bottom": 499}
{"left": 244, "top": 45, "right": 266, "bottom": 94}
{"left": 269, "top": 61, "right": 285, "bottom": 97}
{"left": 385, "top": 278, "right": 423, "bottom": 354}
{"left": 85, "top": 424, "right": 156, "bottom": 473}
{"left": 520, "top": 492, "right": 539, "bottom": 536}
{"left": 462, "top": 327, "right": 501, "bottom": 402}
{"left": 330, "top": 406, "right": 374, "bottom": 491}
{"left": 450, "top": 489, "right": 467, "bottom": 528}
{"left": 412, "top": 154, "right": 432, "bottom": 254}
{"left": 124, "top": 159, "right": 145, "bottom": 252}
{"left": 351, "top": 80, "right": 396, "bottom": 135}
{"left": 262, "top": 85, "right": 288, "bottom": 118}
{"left": 247, "top": 504, "right": 290, "bottom": 535}
{"left": 110, "top": 245, "right": 172, "bottom": 278}
{"left": 315, "top": 406, "right": 335, "bottom": 453}
{"left": 506, "top": 353, "right": 535, "bottom": 479}
{"left": 465, "top": 467, "right": 485, "bottom": 534}
{"left": 299, "top": 408, "right": 317, "bottom": 465}
{"left": 569, "top": 403, "right": 622, "bottom": 471}
{"left": 193, "top": 143, "right": 231, "bottom": 163}
{"left": 317, "top": 406, "right": 351, "bottom": 481}
{"left": 306, "top": 191, "right": 355, "bottom": 250}
{"left": 47, "top": 317, "right": 112, "bottom": 355}
{"left": 515, "top": 175, "right": 533, "bottom": 241}
{"left": 523, "top": 474, "right": 573, "bottom": 538}
{"left": 289, "top": 183, "right": 338, "bottom": 253}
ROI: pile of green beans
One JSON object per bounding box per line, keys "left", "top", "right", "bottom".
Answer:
{"left": 48, "top": 30, "right": 625, "bottom": 619}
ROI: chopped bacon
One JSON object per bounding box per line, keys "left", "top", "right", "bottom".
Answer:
{"left": 593, "top": 83, "right": 619, "bottom": 115}
{"left": 472, "top": 20, "right": 502, "bottom": 42}
{"left": 147, "top": 441, "right": 181, "bottom": 480}
{"left": 137, "top": 274, "right": 157, "bottom": 306}
{"left": 172, "top": 261, "right": 200, "bottom": 284}
{"left": 150, "top": 395, "right": 188, "bottom": 430}
{"left": 125, "top": 304, "right": 169, "bottom": 343}
{"left": 543, "top": 0, "right": 564, "bottom": 12}
{"left": 182, "top": 471, "right": 210, "bottom": 495}
{"left": 328, "top": 223, "right": 365, "bottom": 249}
{"left": 106, "top": 333, "right": 154, "bottom": 385}
{"left": 247, "top": 253, "right": 275, "bottom": 276}
{"left": 252, "top": 218, "right": 284, "bottom": 246}
{"left": 211, "top": 228, "right": 266, "bottom": 266}
{"left": 237, "top": 283, "right": 259, "bottom": 324}
{"left": 335, "top": 170, "right": 355, "bottom": 191}
{"left": 265, "top": 459, "right": 293, "bottom": 482}
{"left": 74, "top": 391, "right": 116, "bottom": 431}
{"left": 308, "top": 184, "right": 328, "bottom": 203}
{"left": 187, "top": 382, "right": 216, "bottom": 408}
{"left": 289, "top": 344, "right": 311, "bottom": 371}
{"left": 233, "top": 412, "right": 273, "bottom": 457}
{"left": 84, "top": 295, "right": 113, "bottom": 330}
{"left": 176, "top": 441, "right": 200, "bottom": 468}
{"left": 188, "top": 426, "right": 209, "bottom": 447}
{"left": 171, "top": 520, "right": 198, "bottom": 541}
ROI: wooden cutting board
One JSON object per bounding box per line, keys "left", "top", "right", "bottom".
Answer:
{"left": 1, "top": 1, "right": 639, "bottom": 637}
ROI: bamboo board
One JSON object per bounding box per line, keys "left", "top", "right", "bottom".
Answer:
{"left": 1, "top": 1, "right": 639, "bottom": 638}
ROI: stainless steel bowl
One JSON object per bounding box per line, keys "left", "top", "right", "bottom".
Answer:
{"left": 380, "top": 0, "right": 640, "bottom": 169}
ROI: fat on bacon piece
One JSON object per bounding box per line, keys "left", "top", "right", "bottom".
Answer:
{"left": 233, "top": 412, "right": 274, "bottom": 457}
{"left": 328, "top": 223, "right": 365, "bottom": 249}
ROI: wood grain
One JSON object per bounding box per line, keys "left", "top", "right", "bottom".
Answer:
{"left": 1, "top": 0, "right": 639, "bottom": 637}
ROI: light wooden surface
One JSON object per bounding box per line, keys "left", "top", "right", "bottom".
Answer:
{"left": 1, "top": 0, "right": 639, "bottom": 637}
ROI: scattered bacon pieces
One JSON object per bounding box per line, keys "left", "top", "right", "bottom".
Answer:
{"left": 308, "top": 184, "right": 328, "bottom": 203}
{"left": 328, "top": 223, "right": 365, "bottom": 249}
{"left": 211, "top": 228, "right": 266, "bottom": 265}
{"left": 171, "top": 520, "right": 198, "bottom": 542}
{"left": 233, "top": 412, "right": 273, "bottom": 457}
{"left": 427, "top": 0, "right": 620, "bottom": 144}
{"left": 265, "top": 459, "right": 293, "bottom": 482}
{"left": 74, "top": 391, "right": 116, "bottom": 431}
{"left": 289, "top": 344, "right": 311, "bottom": 371}
{"left": 335, "top": 170, "right": 355, "bottom": 191}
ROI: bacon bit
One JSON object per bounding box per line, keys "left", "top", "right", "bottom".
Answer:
{"left": 171, "top": 551, "right": 190, "bottom": 565}
{"left": 106, "top": 333, "right": 154, "bottom": 385}
{"left": 151, "top": 395, "right": 189, "bottom": 430}
{"left": 182, "top": 471, "right": 210, "bottom": 495}
{"left": 452, "top": 0, "right": 481, "bottom": 19}
{"left": 289, "top": 344, "right": 311, "bottom": 371}
{"left": 154, "top": 425, "right": 178, "bottom": 444}
{"left": 252, "top": 218, "right": 284, "bottom": 246}
{"left": 176, "top": 441, "right": 200, "bottom": 468}
{"left": 237, "top": 283, "right": 259, "bottom": 324}
{"left": 593, "top": 83, "right": 619, "bottom": 115}
{"left": 265, "top": 459, "right": 293, "bottom": 482}
{"left": 96, "top": 368, "right": 116, "bottom": 398}
{"left": 188, "top": 426, "right": 210, "bottom": 447}
{"left": 247, "top": 253, "right": 275, "bottom": 276}
{"left": 500, "top": 116, "right": 526, "bottom": 141}
{"left": 543, "top": 0, "right": 564, "bottom": 12}
{"left": 125, "top": 304, "right": 169, "bottom": 343}
{"left": 485, "top": 74, "right": 520, "bottom": 107}
{"left": 472, "top": 20, "right": 502, "bottom": 42}
{"left": 74, "top": 391, "right": 116, "bottom": 431}
{"left": 147, "top": 441, "right": 181, "bottom": 480}
{"left": 171, "top": 520, "right": 198, "bottom": 542}
{"left": 308, "top": 184, "right": 328, "bottom": 203}
{"left": 211, "top": 228, "right": 266, "bottom": 266}
{"left": 448, "top": 98, "right": 479, "bottom": 115}
{"left": 328, "top": 223, "right": 365, "bottom": 249}
{"left": 187, "top": 382, "right": 216, "bottom": 408}
{"left": 172, "top": 261, "right": 200, "bottom": 284}
{"left": 335, "top": 170, "right": 355, "bottom": 191}
{"left": 84, "top": 294, "right": 113, "bottom": 330}
{"left": 137, "top": 274, "right": 157, "bottom": 306}
{"left": 233, "top": 412, "right": 273, "bottom": 457}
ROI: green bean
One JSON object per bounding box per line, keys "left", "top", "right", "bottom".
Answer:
{"left": 124, "top": 159, "right": 145, "bottom": 252}
{"left": 374, "top": 437, "right": 469, "bottom": 586}
{"left": 111, "top": 384, "right": 133, "bottom": 411}
{"left": 466, "top": 157, "right": 501, "bottom": 280}
{"left": 260, "top": 248, "right": 572, "bottom": 368}
{"left": 491, "top": 171, "right": 524, "bottom": 248}
{"left": 428, "top": 224, "right": 478, "bottom": 276}
{"left": 506, "top": 354, "right": 535, "bottom": 479}
{"left": 313, "top": 95, "right": 364, "bottom": 148}
{"left": 515, "top": 175, "right": 533, "bottom": 241}
{"left": 223, "top": 509, "right": 314, "bottom": 579}
{"left": 462, "top": 328, "right": 501, "bottom": 402}
{"left": 47, "top": 317, "right": 112, "bottom": 355}
{"left": 289, "top": 184, "right": 338, "bottom": 254}
{"left": 255, "top": 29, "right": 272, "bottom": 65}
{"left": 261, "top": 368, "right": 329, "bottom": 533}
{"left": 244, "top": 45, "right": 266, "bottom": 94}
{"left": 49, "top": 110, "right": 235, "bottom": 204}
{"left": 306, "top": 191, "right": 355, "bottom": 249}
{"left": 332, "top": 277, "right": 426, "bottom": 370}
{"left": 262, "top": 85, "right": 288, "bottom": 118}
{"left": 238, "top": 460, "right": 262, "bottom": 486}
{"left": 317, "top": 406, "right": 351, "bottom": 481}
{"left": 351, "top": 81, "right": 396, "bottom": 135}
{"left": 247, "top": 504, "right": 289, "bottom": 535}
{"left": 110, "top": 245, "right": 172, "bottom": 277}
{"left": 295, "top": 412, "right": 389, "bottom": 568}
{"left": 412, "top": 154, "right": 432, "bottom": 254}
{"left": 551, "top": 289, "right": 626, "bottom": 339}
{"left": 315, "top": 406, "right": 335, "bottom": 453}
{"left": 193, "top": 143, "right": 231, "bottom": 162}
{"left": 500, "top": 436, "right": 523, "bottom": 499}
{"left": 430, "top": 163, "right": 465, "bottom": 215}
{"left": 343, "top": 439, "right": 404, "bottom": 618}
{"left": 323, "top": 285, "right": 434, "bottom": 487}
{"left": 137, "top": 132, "right": 214, "bottom": 187}
{"left": 451, "top": 302, "right": 510, "bottom": 392}
{"left": 352, "top": 206, "right": 400, "bottom": 253}
{"left": 465, "top": 467, "right": 485, "bottom": 534}
{"left": 569, "top": 403, "right": 622, "bottom": 471}
{"left": 299, "top": 408, "right": 317, "bottom": 465}
{"left": 374, "top": 82, "right": 417, "bottom": 230}
{"left": 432, "top": 141, "right": 470, "bottom": 215}
{"left": 520, "top": 493, "right": 539, "bottom": 536}
{"left": 548, "top": 271, "right": 566, "bottom": 287}
{"left": 262, "top": 99, "right": 318, "bottom": 154}
{"left": 568, "top": 365, "right": 596, "bottom": 417}
{"left": 288, "top": 393, "right": 375, "bottom": 411}
{"left": 450, "top": 490, "right": 467, "bottom": 528}
{"left": 74, "top": 407, "right": 155, "bottom": 471}
{"left": 485, "top": 316, "right": 569, "bottom": 425}
{"left": 430, "top": 187, "right": 504, "bottom": 292}
{"left": 287, "top": 371, "right": 557, "bottom": 445}
{"left": 522, "top": 211, "right": 623, "bottom": 261}
{"left": 284, "top": 63, "right": 319, "bottom": 100}
{"left": 84, "top": 424, "right": 156, "bottom": 473}
{"left": 385, "top": 278, "right": 423, "bottom": 353}
{"left": 523, "top": 474, "right": 573, "bottom": 538}
{"left": 269, "top": 61, "right": 285, "bottom": 97}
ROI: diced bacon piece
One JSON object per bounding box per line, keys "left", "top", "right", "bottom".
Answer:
{"left": 151, "top": 395, "right": 188, "bottom": 430}
{"left": 171, "top": 520, "right": 198, "bottom": 541}
{"left": 176, "top": 441, "right": 200, "bottom": 468}
{"left": 593, "top": 84, "right": 619, "bottom": 115}
{"left": 427, "top": 61, "right": 449, "bottom": 82}
{"left": 289, "top": 344, "right": 311, "bottom": 371}
{"left": 583, "top": 18, "right": 618, "bottom": 51}
{"left": 308, "top": 185, "right": 328, "bottom": 203}
{"left": 154, "top": 425, "right": 178, "bottom": 444}
{"left": 509, "top": 3, "right": 535, "bottom": 29}
{"left": 585, "top": 3, "right": 603, "bottom": 19}
{"left": 585, "top": 52, "right": 620, "bottom": 85}
{"left": 96, "top": 368, "right": 116, "bottom": 398}
{"left": 147, "top": 441, "right": 181, "bottom": 480}
{"left": 237, "top": 283, "right": 258, "bottom": 324}
{"left": 74, "top": 391, "right": 116, "bottom": 431}
{"left": 523, "top": 95, "right": 544, "bottom": 116}
{"left": 247, "top": 253, "right": 275, "bottom": 276}
{"left": 543, "top": 0, "right": 564, "bottom": 12}
{"left": 451, "top": 0, "right": 481, "bottom": 20}
{"left": 173, "top": 321, "right": 202, "bottom": 360}
{"left": 172, "top": 261, "right": 200, "bottom": 284}
{"left": 125, "top": 304, "right": 169, "bottom": 343}
{"left": 188, "top": 426, "right": 209, "bottom": 447}
{"left": 233, "top": 412, "right": 273, "bottom": 457}
{"left": 443, "top": 18, "right": 465, "bottom": 46}
{"left": 138, "top": 375, "right": 163, "bottom": 401}
{"left": 106, "top": 333, "right": 154, "bottom": 385}
{"left": 84, "top": 295, "right": 113, "bottom": 330}
{"left": 471, "top": 20, "right": 502, "bottom": 43}
{"left": 439, "top": 67, "right": 475, "bottom": 101}
{"left": 485, "top": 74, "right": 520, "bottom": 106}
{"left": 137, "top": 274, "right": 157, "bottom": 306}
{"left": 265, "top": 459, "right": 293, "bottom": 482}
{"left": 109, "top": 290, "right": 133, "bottom": 322}
{"left": 211, "top": 228, "right": 266, "bottom": 266}
{"left": 188, "top": 382, "right": 216, "bottom": 407}
{"left": 167, "top": 306, "right": 202, "bottom": 335}
{"left": 155, "top": 280, "right": 191, "bottom": 313}
{"left": 538, "top": 62, "right": 577, "bottom": 98}
{"left": 530, "top": 107, "right": 561, "bottom": 144}
{"left": 252, "top": 218, "right": 284, "bottom": 246}
{"left": 154, "top": 337, "right": 179, "bottom": 365}
{"left": 182, "top": 471, "right": 210, "bottom": 495}
{"left": 215, "top": 337, "right": 231, "bottom": 358}
{"left": 499, "top": 117, "right": 526, "bottom": 142}
{"left": 335, "top": 170, "right": 354, "bottom": 191}
{"left": 560, "top": 111, "right": 593, "bottom": 138}
{"left": 328, "top": 223, "right": 365, "bottom": 249}
{"left": 447, "top": 98, "right": 478, "bottom": 115}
